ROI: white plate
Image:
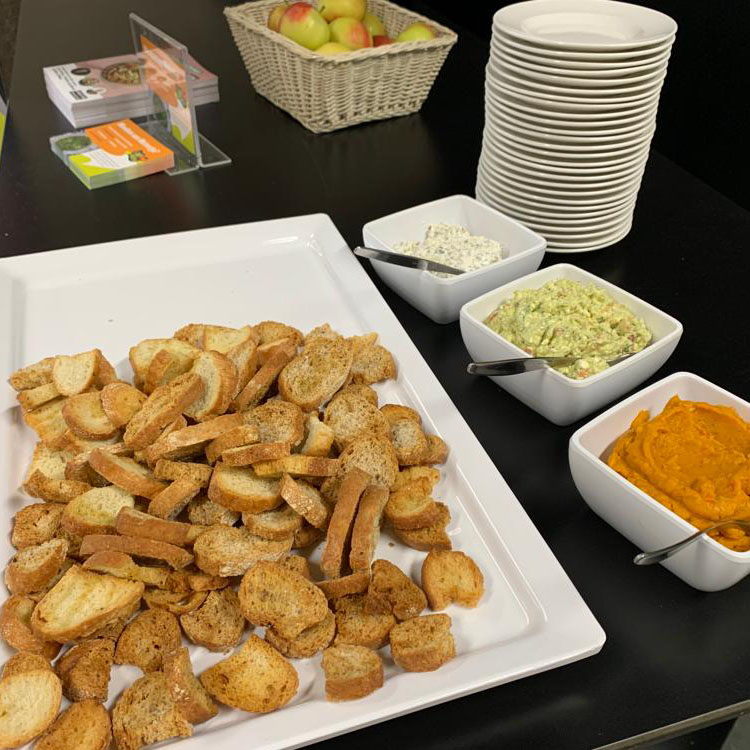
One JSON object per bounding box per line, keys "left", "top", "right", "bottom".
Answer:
{"left": 493, "top": 0, "right": 677, "bottom": 51}
{"left": 494, "top": 94, "right": 660, "bottom": 123}
{"left": 0, "top": 215, "right": 604, "bottom": 750}
{"left": 545, "top": 220, "right": 632, "bottom": 251}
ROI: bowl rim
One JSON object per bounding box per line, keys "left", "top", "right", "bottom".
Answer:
{"left": 569, "top": 370, "right": 750, "bottom": 561}
{"left": 362, "top": 193, "right": 547, "bottom": 287}
{"left": 459, "top": 262, "right": 683, "bottom": 388}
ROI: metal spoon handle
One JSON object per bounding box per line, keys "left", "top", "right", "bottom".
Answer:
{"left": 353, "top": 246, "right": 464, "bottom": 276}
{"left": 633, "top": 519, "right": 750, "bottom": 565}
{"left": 467, "top": 356, "right": 578, "bottom": 376}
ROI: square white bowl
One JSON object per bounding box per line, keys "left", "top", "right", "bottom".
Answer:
{"left": 459, "top": 263, "right": 682, "bottom": 425}
{"left": 569, "top": 372, "right": 750, "bottom": 591}
{"left": 361, "top": 194, "right": 546, "bottom": 324}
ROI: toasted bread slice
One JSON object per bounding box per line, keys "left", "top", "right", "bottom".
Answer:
{"left": 293, "top": 522, "right": 324, "bottom": 549}
{"left": 278, "top": 474, "right": 330, "bottom": 529}
{"left": 163, "top": 647, "right": 218, "bottom": 724}
{"left": 187, "top": 573, "right": 230, "bottom": 592}
{"left": 350, "top": 343, "right": 396, "bottom": 385}
{"left": 347, "top": 333, "right": 379, "bottom": 355}
{"left": 62, "top": 392, "right": 119, "bottom": 440}
{"left": 223, "top": 441, "right": 291, "bottom": 466}
{"left": 143, "top": 589, "right": 207, "bottom": 616}
{"left": 336, "top": 432, "right": 398, "bottom": 489}
{"left": 35, "top": 699, "right": 111, "bottom": 750}
{"left": 173, "top": 324, "right": 207, "bottom": 348}
{"left": 187, "top": 495, "right": 239, "bottom": 527}
{"left": 253, "top": 321, "right": 303, "bottom": 347}
{"left": 380, "top": 403, "right": 421, "bottom": 425}
{"left": 390, "top": 418, "right": 429, "bottom": 466}
{"left": 1, "top": 652, "right": 51, "bottom": 680}
{"left": 115, "top": 507, "right": 203, "bottom": 548}
{"left": 154, "top": 458, "right": 214, "bottom": 487}
{"left": 384, "top": 480, "right": 439, "bottom": 530}
{"left": 392, "top": 502, "right": 452, "bottom": 552}
{"left": 180, "top": 589, "right": 244, "bottom": 652}
{"left": 1, "top": 596, "right": 60, "bottom": 659}
{"left": 31, "top": 566, "right": 144, "bottom": 643}
{"left": 112, "top": 673, "right": 192, "bottom": 750}
{"left": 88, "top": 450, "right": 166, "bottom": 499}
{"left": 207, "top": 462, "right": 282, "bottom": 513}
{"left": 23, "top": 442, "right": 90, "bottom": 504}
{"left": 238, "top": 560, "right": 328, "bottom": 640}
{"left": 145, "top": 412, "right": 249, "bottom": 463}
{"left": 115, "top": 609, "right": 182, "bottom": 672}
{"left": 266, "top": 610, "right": 335, "bottom": 658}
{"left": 421, "top": 550, "right": 484, "bottom": 610}
{"left": 23, "top": 398, "right": 68, "bottom": 450}
{"left": 184, "top": 351, "right": 238, "bottom": 421}
{"left": 148, "top": 479, "right": 201, "bottom": 520}
{"left": 193, "top": 526, "right": 291, "bottom": 577}
{"left": 143, "top": 349, "right": 194, "bottom": 395}
{"left": 60, "top": 431, "right": 123, "bottom": 457}
{"left": 422, "top": 434, "right": 449, "bottom": 465}
{"left": 317, "top": 571, "right": 370, "bottom": 600}
{"left": 320, "top": 468, "right": 370, "bottom": 579}
{"left": 367, "top": 559, "right": 426, "bottom": 621}
{"left": 349, "top": 485, "right": 389, "bottom": 573}
{"left": 100, "top": 383, "right": 146, "bottom": 428}
{"left": 299, "top": 413, "right": 335, "bottom": 457}
{"left": 304, "top": 323, "right": 342, "bottom": 345}
{"left": 389, "top": 613, "right": 455, "bottom": 672}
{"left": 123, "top": 373, "right": 204, "bottom": 450}
{"left": 257, "top": 338, "right": 298, "bottom": 365}
{"left": 52, "top": 350, "right": 99, "bottom": 396}
{"left": 54, "top": 638, "right": 114, "bottom": 702}
{"left": 278, "top": 338, "right": 353, "bottom": 411}
{"left": 93, "top": 354, "right": 119, "bottom": 388}
{"left": 11, "top": 504, "right": 64, "bottom": 549}
{"left": 73, "top": 601, "right": 138, "bottom": 642}
{"left": 231, "top": 347, "right": 294, "bottom": 412}
{"left": 201, "top": 324, "right": 258, "bottom": 354}
{"left": 249, "top": 399, "right": 305, "bottom": 445}
{"left": 8, "top": 357, "right": 56, "bottom": 392}
{"left": 17, "top": 382, "right": 60, "bottom": 412}
{"left": 393, "top": 466, "right": 440, "bottom": 491}
{"left": 61, "top": 486, "right": 135, "bottom": 537}
{"left": 0, "top": 669, "right": 62, "bottom": 747}
{"left": 279, "top": 554, "right": 312, "bottom": 580}
{"left": 4, "top": 539, "right": 68, "bottom": 596}
{"left": 80, "top": 533, "right": 193, "bottom": 569}
{"left": 128, "top": 338, "right": 199, "bottom": 388}
{"left": 324, "top": 391, "right": 389, "bottom": 451}
{"left": 242, "top": 503, "right": 303, "bottom": 541}
{"left": 82, "top": 551, "right": 169, "bottom": 588}
{"left": 253, "top": 455, "right": 338, "bottom": 479}
{"left": 322, "top": 644, "right": 383, "bottom": 701}
{"left": 333, "top": 593, "right": 395, "bottom": 649}
{"left": 205, "top": 424, "right": 260, "bottom": 464}
{"left": 337, "top": 384, "right": 378, "bottom": 406}
{"left": 200, "top": 634, "right": 298, "bottom": 713}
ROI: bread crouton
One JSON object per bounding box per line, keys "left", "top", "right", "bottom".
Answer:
{"left": 23, "top": 398, "right": 68, "bottom": 450}
{"left": 163, "top": 647, "right": 218, "bottom": 724}
{"left": 153, "top": 458, "right": 213, "bottom": 487}
{"left": 0, "top": 596, "right": 61, "bottom": 659}
{"left": 392, "top": 502, "right": 452, "bottom": 552}
{"left": 11, "top": 504, "right": 63, "bottom": 549}
{"left": 322, "top": 644, "right": 383, "bottom": 701}
{"left": 193, "top": 526, "right": 291, "bottom": 577}
{"left": 266, "top": 610, "right": 335, "bottom": 658}
{"left": 422, "top": 434, "right": 449, "bottom": 465}
{"left": 393, "top": 466, "right": 440, "bottom": 491}
{"left": 180, "top": 589, "right": 244, "bottom": 652}
{"left": 187, "top": 495, "right": 239, "bottom": 527}
{"left": 112, "top": 673, "right": 192, "bottom": 750}
{"left": 253, "top": 455, "right": 338, "bottom": 479}
{"left": 389, "top": 614, "right": 455, "bottom": 672}
{"left": 248, "top": 399, "right": 305, "bottom": 446}
{"left": 55, "top": 639, "right": 114, "bottom": 702}
{"left": 257, "top": 337, "right": 298, "bottom": 365}
{"left": 0, "top": 669, "right": 62, "bottom": 748}
{"left": 222, "top": 441, "right": 291, "bottom": 466}
{"left": 367, "top": 559, "right": 426, "bottom": 621}
{"left": 390, "top": 418, "right": 429, "bottom": 466}
{"left": 242, "top": 503, "right": 303, "bottom": 540}
{"left": 279, "top": 554, "right": 312, "bottom": 580}
{"left": 238, "top": 560, "right": 328, "bottom": 640}
{"left": 147, "top": 479, "right": 201, "bottom": 520}
{"left": 279, "top": 474, "right": 330, "bottom": 529}
{"left": 349, "top": 485, "right": 389, "bottom": 573}
{"left": 337, "top": 384, "right": 378, "bottom": 406}
{"left": 17, "top": 382, "right": 60, "bottom": 412}
{"left": 114, "top": 507, "right": 203, "bottom": 548}
{"left": 304, "top": 323, "right": 342, "bottom": 345}
{"left": 298, "top": 413, "right": 335, "bottom": 457}
{"left": 52, "top": 350, "right": 99, "bottom": 396}
{"left": 336, "top": 432, "right": 398, "bottom": 489}
{"left": 172, "top": 325, "right": 207, "bottom": 349}
{"left": 350, "top": 344, "right": 396, "bottom": 385}
{"left": 184, "top": 351, "right": 237, "bottom": 421}
{"left": 35, "top": 699, "right": 111, "bottom": 750}
{"left": 253, "top": 321, "right": 303, "bottom": 347}
{"left": 205, "top": 424, "right": 260, "bottom": 464}
{"left": 207, "top": 462, "right": 282, "bottom": 513}
{"left": 1, "top": 652, "right": 51, "bottom": 680}
{"left": 82, "top": 551, "right": 169, "bottom": 588}
{"left": 128, "top": 338, "right": 199, "bottom": 389}
{"left": 421, "top": 550, "right": 484, "bottom": 610}
{"left": 23, "top": 442, "right": 90, "bottom": 503}
{"left": 88, "top": 450, "right": 166, "bottom": 499}
{"left": 143, "top": 349, "right": 195, "bottom": 395}
{"left": 79, "top": 534, "right": 193, "bottom": 569}
{"left": 384, "top": 480, "right": 439, "bottom": 530}
{"left": 143, "top": 590, "right": 206, "bottom": 616}
{"left": 4, "top": 538, "right": 69, "bottom": 596}
{"left": 200, "top": 634, "right": 298, "bottom": 713}
{"left": 317, "top": 572, "right": 370, "bottom": 600}
{"left": 380, "top": 403, "right": 421, "bottom": 425}
{"left": 324, "top": 391, "right": 389, "bottom": 450}
{"left": 293, "top": 522, "right": 324, "bottom": 549}
{"left": 61, "top": 486, "right": 135, "bottom": 537}
{"left": 231, "top": 347, "right": 294, "bottom": 412}
{"left": 8, "top": 356, "right": 56, "bottom": 391}
{"left": 100, "top": 383, "right": 146, "bottom": 428}
{"left": 115, "top": 609, "right": 182, "bottom": 672}
{"left": 62, "top": 392, "right": 119, "bottom": 440}
{"left": 333, "top": 593, "right": 395, "bottom": 649}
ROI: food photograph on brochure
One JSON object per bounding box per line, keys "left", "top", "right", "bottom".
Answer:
{"left": 0, "top": 1, "right": 748, "bottom": 750}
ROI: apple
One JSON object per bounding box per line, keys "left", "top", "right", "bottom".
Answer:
{"left": 372, "top": 34, "right": 394, "bottom": 46}
{"left": 396, "top": 22, "right": 436, "bottom": 42}
{"left": 267, "top": 3, "right": 289, "bottom": 32}
{"left": 317, "top": 0, "right": 366, "bottom": 22}
{"left": 317, "top": 41, "right": 351, "bottom": 55}
{"left": 280, "top": 3, "right": 331, "bottom": 49}
{"left": 363, "top": 12, "right": 385, "bottom": 37}
{"left": 329, "top": 17, "right": 373, "bottom": 49}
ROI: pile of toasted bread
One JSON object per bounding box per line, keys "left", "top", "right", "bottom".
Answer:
{"left": 0, "top": 321, "right": 484, "bottom": 750}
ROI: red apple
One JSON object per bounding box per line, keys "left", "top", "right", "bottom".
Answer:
{"left": 280, "top": 2, "right": 331, "bottom": 49}
{"left": 373, "top": 35, "right": 394, "bottom": 46}
{"left": 267, "top": 3, "right": 289, "bottom": 32}
{"left": 329, "top": 17, "right": 373, "bottom": 50}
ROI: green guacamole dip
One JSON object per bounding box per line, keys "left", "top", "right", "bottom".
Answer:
{"left": 484, "top": 279, "right": 652, "bottom": 379}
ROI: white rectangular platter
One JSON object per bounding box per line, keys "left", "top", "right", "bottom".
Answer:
{"left": 0, "top": 214, "right": 605, "bottom": 750}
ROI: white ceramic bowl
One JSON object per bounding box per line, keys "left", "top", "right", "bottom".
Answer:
{"left": 361, "top": 195, "right": 546, "bottom": 325}
{"left": 569, "top": 372, "right": 750, "bottom": 591}
{"left": 459, "top": 263, "right": 682, "bottom": 424}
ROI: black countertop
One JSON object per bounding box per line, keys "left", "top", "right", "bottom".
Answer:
{"left": 2, "top": 1, "right": 750, "bottom": 748}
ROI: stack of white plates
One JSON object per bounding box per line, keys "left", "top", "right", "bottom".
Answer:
{"left": 476, "top": 0, "right": 677, "bottom": 252}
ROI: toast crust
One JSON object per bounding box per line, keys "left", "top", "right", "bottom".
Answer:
{"left": 79, "top": 533, "right": 194, "bottom": 569}
{"left": 322, "top": 644, "right": 383, "bottom": 701}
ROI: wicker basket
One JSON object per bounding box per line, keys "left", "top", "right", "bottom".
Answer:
{"left": 224, "top": 0, "right": 457, "bottom": 133}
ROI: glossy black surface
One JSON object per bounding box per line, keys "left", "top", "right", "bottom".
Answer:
{"left": 3, "top": 1, "right": 750, "bottom": 748}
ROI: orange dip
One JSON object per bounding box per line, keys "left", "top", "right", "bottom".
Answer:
{"left": 608, "top": 396, "right": 750, "bottom": 551}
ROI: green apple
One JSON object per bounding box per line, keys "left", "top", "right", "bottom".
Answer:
{"left": 329, "top": 17, "right": 373, "bottom": 49}
{"left": 267, "top": 3, "right": 289, "bottom": 32}
{"left": 317, "top": 0, "right": 366, "bottom": 22}
{"left": 396, "top": 22, "right": 436, "bottom": 42}
{"left": 280, "top": 3, "right": 331, "bottom": 49}
{"left": 317, "top": 41, "right": 351, "bottom": 55}
{"left": 363, "top": 12, "right": 385, "bottom": 37}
